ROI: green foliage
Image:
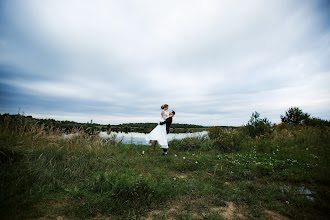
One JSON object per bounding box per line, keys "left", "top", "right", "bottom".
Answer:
{"left": 114, "top": 122, "right": 206, "bottom": 129}
{"left": 212, "top": 128, "right": 246, "bottom": 153}
{"left": 1, "top": 112, "right": 330, "bottom": 219}
{"left": 207, "top": 126, "right": 247, "bottom": 153}
{"left": 245, "top": 111, "right": 272, "bottom": 137}
{"left": 304, "top": 117, "right": 330, "bottom": 127}
{"left": 168, "top": 135, "right": 212, "bottom": 151}
{"left": 66, "top": 169, "right": 175, "bottom": 216}
{"left": 281, "top": 107, "right": 310, "bottom": 125}
{"left": 207, "top": 126, "right": 223, "bottom": 140}
{"left": 0, "top": 113, "right": 103, "bottom": 134}
{"left": 111, "top": 122, "right": 208, "bottom": 133}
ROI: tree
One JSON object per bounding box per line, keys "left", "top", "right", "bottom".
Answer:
{"left": 245, "top": 111, "right": 272, "bottom": 137}
{"left": 304, "top": 117, "right": 330, "bottom": 127}
{"left": 280, "top": 107, "right": 310, "bottom": 125}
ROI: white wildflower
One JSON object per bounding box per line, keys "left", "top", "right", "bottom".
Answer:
{"left": 183, "top": 157, "right": 186, "bottom": 160}
{"left": 173, "top": 177, "right": 176, "bottom": 180}
{"left": 142, "top": 151, "right": 145, "bottom": 155}
{"left": 195, "top": 161, "right": 198, "bottom": 164}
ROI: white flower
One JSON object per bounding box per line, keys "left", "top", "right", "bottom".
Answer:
{"left": 306, "top": 148, "right": 308, "bottom": 150}
{"left": 285, "top": 201, "right": 289, "bottom": 204}
{"left": 142, "top": 151, "right": 145, "bottom": 155}
{"left": 183, "top": 157, "right": 186, "bottom": 160}
{"left": 195, "top": 161, "right": 198, "bottom": 164}
{"left": 175, "top": 154, "right": 177, "bottom": 157}
{"left": 173, "top": 177, "right": 176, "bottom": 180}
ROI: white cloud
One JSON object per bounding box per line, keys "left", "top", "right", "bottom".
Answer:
{"left": 0, "top": 0, "right": 329, "bottom": 125}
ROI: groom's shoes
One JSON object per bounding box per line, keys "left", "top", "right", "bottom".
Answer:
{"left": 162, "top": 152, "right": 168, "bottom": 156}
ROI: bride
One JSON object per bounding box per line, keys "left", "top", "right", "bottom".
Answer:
{"left": 145, "top": 104, "right": 169, "bottom": 150}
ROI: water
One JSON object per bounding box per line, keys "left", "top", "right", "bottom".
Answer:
{"left": 280, "top": 184, "right": 315, "bottom": 202}
{"left": 99, "top": 131, "right": 208, "bottom": 144}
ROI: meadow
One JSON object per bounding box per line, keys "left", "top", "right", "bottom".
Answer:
{"left": 0, "top": 114, "right": 329, "bottom": 219}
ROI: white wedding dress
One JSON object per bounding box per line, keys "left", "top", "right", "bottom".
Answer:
{"left": 145, "top": 112, "right": 168, "bottom": 149}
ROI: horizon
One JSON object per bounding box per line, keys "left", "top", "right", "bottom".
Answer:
{"left": 2, "top": 110, "right": 327, "bottom": 127}
{"left": 1, "top": 0, "right": 329, "bottom": 126}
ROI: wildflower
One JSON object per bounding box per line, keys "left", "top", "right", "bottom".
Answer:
{"left": 173, "top": 177, "right": 176, "bottom": 180}
{"left": 285, "top": 201, "right": 289, "bottom": 205}
{"left": 306, "top": 148, "right": 308, "bottom": 150}
{"left": 183, "top": 157, "right": 186, "bottom": 160}
{"left": 142, "top": 151, "right": 145, "bottom": 155}
{"left": 174, "top": 154, "right": 177, "bottom": 157}
{"left": 195, "top": 161, "right": 198, "bottom": 164}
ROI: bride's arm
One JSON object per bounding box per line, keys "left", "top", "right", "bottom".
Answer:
{"left": 161, "top": 110, "right": 166, "bottom": 117}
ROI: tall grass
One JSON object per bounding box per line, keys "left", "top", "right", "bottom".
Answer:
{"left": 1, "top": 114, "right": 330, "bottom": 219}
{"left": 0, "top": 115, "right": 183, "bottom": 219}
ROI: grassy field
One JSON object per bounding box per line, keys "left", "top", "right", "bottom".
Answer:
{"left": 0, "top": 116, "right": 329, "bottom": 219}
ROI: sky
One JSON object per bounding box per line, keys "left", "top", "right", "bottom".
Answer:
{"left": 0, "top": 0, "right": 329, "bottom": 126}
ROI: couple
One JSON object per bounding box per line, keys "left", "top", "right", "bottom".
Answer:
{"left": 145, "top": 104, "right": 175, "bottom": 155}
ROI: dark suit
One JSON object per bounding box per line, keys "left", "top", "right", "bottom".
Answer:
{"left": 160, "top": 117, "right": 172, "bottom": 134}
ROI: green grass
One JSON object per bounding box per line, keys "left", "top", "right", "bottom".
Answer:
{"left": 0, "top": 117, "right": 329, "bottom": 219}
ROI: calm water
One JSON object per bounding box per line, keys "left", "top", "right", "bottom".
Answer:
{"left": 99, "top": 131, "right": 208, "bottom": 144}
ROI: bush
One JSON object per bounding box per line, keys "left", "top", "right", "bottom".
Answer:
{"left": 207, "top": 126, "right": 223, "bottom": 140}
{"left": 245, "top": 112, "right": 272, "bottom": 137}
{"left": 90, "top": 169, "right": 157, "bottom": 211}
{"left": 304, "top": 117, "right": 330, "bottom": 127}
{"left": 281, "top": 107, "right": 310, "bottom": 126}
{"left": 212, "top": 128, "right": 246, "bottom": 153}
{"left": 168, "top": 135, "right": 212, "bottom": 151}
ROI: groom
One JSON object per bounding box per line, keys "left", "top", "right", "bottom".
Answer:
{"left": 159, "top": 110, "right": 175, "bottom": 155}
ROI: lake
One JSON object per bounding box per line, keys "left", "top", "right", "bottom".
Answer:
{"left": 99, "top": 131, "right": 208, "bottom": 144}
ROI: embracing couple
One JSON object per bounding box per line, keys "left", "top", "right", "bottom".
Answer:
{"left": 145, "top": 104, "right": 176, "bottom": 155}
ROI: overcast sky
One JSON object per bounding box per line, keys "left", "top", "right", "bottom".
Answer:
{"left": 0, "top": 0, "right": 329, "bottom": 126}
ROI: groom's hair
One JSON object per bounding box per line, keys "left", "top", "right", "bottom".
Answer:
{"left": 171, "top": 110, "right": 175, "bottom": 115}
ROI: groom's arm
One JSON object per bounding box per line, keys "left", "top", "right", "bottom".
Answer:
{"left": 159, "top": 118, "right": 170, "bottom": 125}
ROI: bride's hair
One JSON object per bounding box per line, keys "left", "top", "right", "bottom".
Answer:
{"left": 161, "top": 104, "right": 169, "bottom": 109}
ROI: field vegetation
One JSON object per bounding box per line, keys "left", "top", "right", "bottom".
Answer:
{"left": 1, "top": 112, "right": 208, "bottom": 134}
{"left": 0, "top": 107, "right": 329, "bottom": 219}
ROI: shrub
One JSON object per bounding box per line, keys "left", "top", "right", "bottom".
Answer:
{"left": 304, "top": 117, "right": 330, "bottom": 127}
{"left": 169, "top": 135, "right": 212, "bottom": 151}
{"left": 212, "top": 128, "right": 246, "bottom": 153}
{"left": 90, "top": 169, "right": 157, "bottom": 209}
{"left": 245, "top": 112, "right": 272, "bottom": 137}
{"left": 207, "top": 126, "right": 223, "bottom": 140}
{"left": 280, "top": 107, "right": 310, "bottom": 126}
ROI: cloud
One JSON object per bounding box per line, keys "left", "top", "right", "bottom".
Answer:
{"left": 0, "top": 0, "right": 329, "bottom": 125}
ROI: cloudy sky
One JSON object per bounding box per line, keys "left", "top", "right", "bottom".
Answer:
{"left": 0, "top": 0, "right": 329, "bottom": 126}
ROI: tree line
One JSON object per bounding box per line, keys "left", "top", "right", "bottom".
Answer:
{"left": 0, "top": 113, "right": 209, "bottom": 133}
